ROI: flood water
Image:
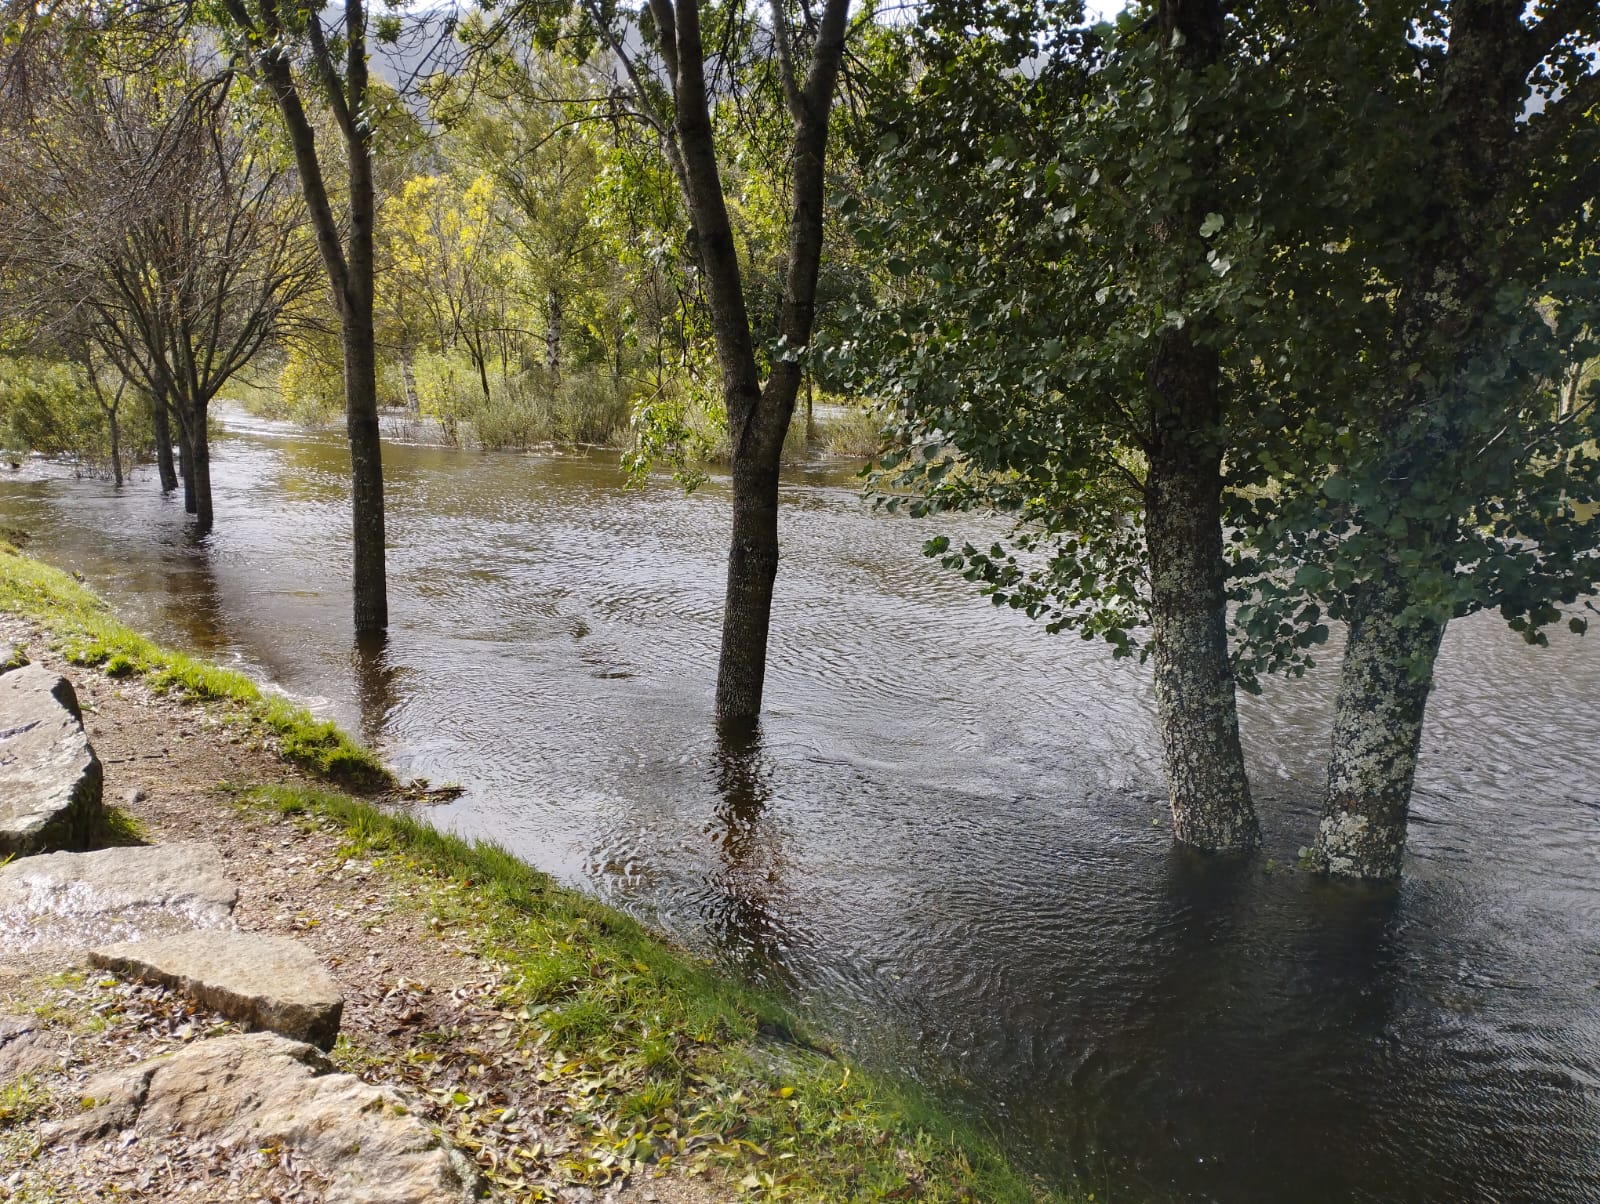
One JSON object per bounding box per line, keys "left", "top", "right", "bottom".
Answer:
{"left": 4, "top": 410, "right": 1597, "bottom": 1203}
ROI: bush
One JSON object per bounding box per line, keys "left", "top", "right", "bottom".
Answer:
{"left": 550, "top": 371, "right": 631, "bottom": 445}
{"left": 279, "top": 340, "right": 344, "bottom": 427}
{"left": 0, "top": 356, "right": 154, "bottom": 472}
{"left": 414, "top": 351, "right": 631, "bottom": 450}
{"left": 818, "top": 403, "right": 884, "bottom": 459}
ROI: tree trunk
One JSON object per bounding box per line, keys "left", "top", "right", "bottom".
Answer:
{"left": 472, "top": 344, "right": 491, "bottom": 402}
{"left": 152, "top": 377, "right": 178, "bottom": 493}
{"left": 241, "top": 0, "right": 387, "bottom": 632}
{"left": 1144, "top": 333, "right": 1258, "bottom": 850}
{"left": 177, "top": 417, "right": 196, "bottom": 514}
{"left": 545, "top": 289, "right": 562, "bottom": 378}
{"left": 344, "top": 309, "right": 387, "bottom": 632}
{"left": 1314, "top": 575, "right": 1445, "bottom": 879}
{"left": 654, "top": 0, "right": 849, "bottom": 725}
{"left": 190, "top": 399, "right": 213, "bottom": 534}
{"left": 714, "top": 451, "right": 782, "bottom": 728}
{"left": 107, "top": 407, "right": 122, "bottom": 487}
{"left": 1133, "top": 0, "right": 1257, "bottom": 851}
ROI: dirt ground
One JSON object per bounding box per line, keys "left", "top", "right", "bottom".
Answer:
{"left": 0, "top": 616, "right": 722, "bottom": 1204}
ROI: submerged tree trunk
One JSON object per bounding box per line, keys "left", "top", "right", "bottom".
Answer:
{"left": 714, "top": 447, "right": 783, "bottom": 727}
{"left": 238, "top": 0, "right": 387, "bottom": 632}
{"left": 1145, "top": 332, "right": 1258, "bottom": 850}
{"left": 107, "top": 407, "right": 122, "bottom": 487}
{"left": 1315, "top": 574, "right": 1445, "bottom": 879}
{"left": 152, "top": 376, "right": 178, "bottom": 493}
{"left": 1133, "top": 0, "right": 1257, "bottom": 851}
{"left": 659, "top": 0, "right": 848, "bottom": 726}
{"left": 177, "top": 417, "right": 196, "bottom": 514}
{"left": 345, "top": 302, "right": 387, "bottom": 631}
{"left": 189, "top": 399, "right": 214, "bottom": 534}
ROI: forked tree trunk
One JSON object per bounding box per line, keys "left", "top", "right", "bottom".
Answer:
{"left": 152, "top": 377, "right": 178, "bottom": 493}
{"left": 1145, "top": 334, "right": 1258, "bottom": 850}
{"left": 649, "top": 0, "right": 848, "bottom": 726}
{"left": 1314, "top": 574, "right": 1445, "bottom": 879}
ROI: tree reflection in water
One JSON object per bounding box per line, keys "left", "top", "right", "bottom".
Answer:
{"left": 705, "top": 724, "right": 802, "bottom": 991}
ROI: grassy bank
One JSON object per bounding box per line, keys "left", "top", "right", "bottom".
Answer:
{"left": 0, "top": 543, "right": 388, "bottom": 790}
{"left": 0, "top": 544, "right": 1065, "bottom": 1202}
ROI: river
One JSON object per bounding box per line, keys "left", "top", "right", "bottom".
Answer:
{"left": 3, "top": 409, "right": 1597, "bottom": 1203}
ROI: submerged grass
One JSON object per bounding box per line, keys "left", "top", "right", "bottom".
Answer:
{"left": 0, "top": 543, "right": 389, "bottom": 791}
{"left": 0, "top": 541, "right": 1070, "bottom": 1201}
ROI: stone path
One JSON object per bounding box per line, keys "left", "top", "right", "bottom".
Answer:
{"left": 50, "top": 1032, "right": 477, "bottom": 1203}
{"left": 0, "top": 663, "right": 479, "bottom": 1202}
{"left": 91, "top": 930, "right": 344, "bottom": 1049}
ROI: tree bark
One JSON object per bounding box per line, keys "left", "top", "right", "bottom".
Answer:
{"left": 545, "top": 288, "right": 562, "bottom": 378}
{"left": 340, "top": 0, "right": 386, "bottom": 632}
{"left": 1135, "top": 0, "right": 1258, "bottom": 851}
{"left": 189, "top": 399, "right": 214, "bottom": 535}
{"left": 1145, "top": 331, "right": 1258, "bottom": 850}
{"left": 177, "top": 417, "right": 196, "bottom": 514}
{"left": 714, "top": 452, "right": 782, "bottom": 729}
{"left": 107, "top": 407, "right": 121, "bottom": 487}
{"left": 152, "top": 375, "right": 178, "bottom": 493}
{"left": 1315, "top": 574, "right": 1444, "bottom": 878}
{"left": 344, "top": 301, "right": 387, "bottom": 631}
{"left": 400, "top": 347, "right": 418, "bottom": 413}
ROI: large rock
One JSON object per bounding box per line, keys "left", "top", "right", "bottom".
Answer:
{"left": 48, "top": 1032, "right": 478, "bottom": 1203}
{"left": 0, "top": 664, "right": 102, "bottom": 856}
{"left": 0, "top": 842, "right": 237, "bottom": 955}
{"left": 91, "top": 931, "right": 344, "bottom": 1050}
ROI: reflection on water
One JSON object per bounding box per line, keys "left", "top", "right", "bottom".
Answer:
{"left": 705, "top": 726, "right": 801, "bottom": 986}
{"left": 3, "top": 408, "right": 1597, "bottom": 1203}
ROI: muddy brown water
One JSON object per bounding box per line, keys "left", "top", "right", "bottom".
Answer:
{"left": 3, "top": 409, "right": 1597, "bottom": 1203}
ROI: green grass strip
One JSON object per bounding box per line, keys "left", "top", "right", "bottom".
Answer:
{"left": 0, "top": 542, "right": 389, "bottom": 790}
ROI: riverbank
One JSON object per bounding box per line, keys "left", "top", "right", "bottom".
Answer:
{"left": 0, "top": 543, "right": 1061, "bottom": 1203}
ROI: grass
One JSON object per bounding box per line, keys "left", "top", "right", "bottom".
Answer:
{"left": 250, "top": 782, "right": 1060, "bottom": 1201}
{"left": 0, "top": 541, "right": 1070, "bottom": 1201}
{"left": 0, "top": 1075, "right": 44, "bottom": 1129}
{"left": 0, "top": 543, "right": 390, "bottom": 791}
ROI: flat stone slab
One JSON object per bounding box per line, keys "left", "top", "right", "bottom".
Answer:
{"left": 0, "top": 664, "right": 102, "bottom": 856}
{"left": 91, "top": 931, "right": 344, "bottom": 1050}
{"left": 0, "top": 842, "right": 237, "bottom": 955}
{"left": 47, "top": 1032, "right": 478, "bottom": 1203}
